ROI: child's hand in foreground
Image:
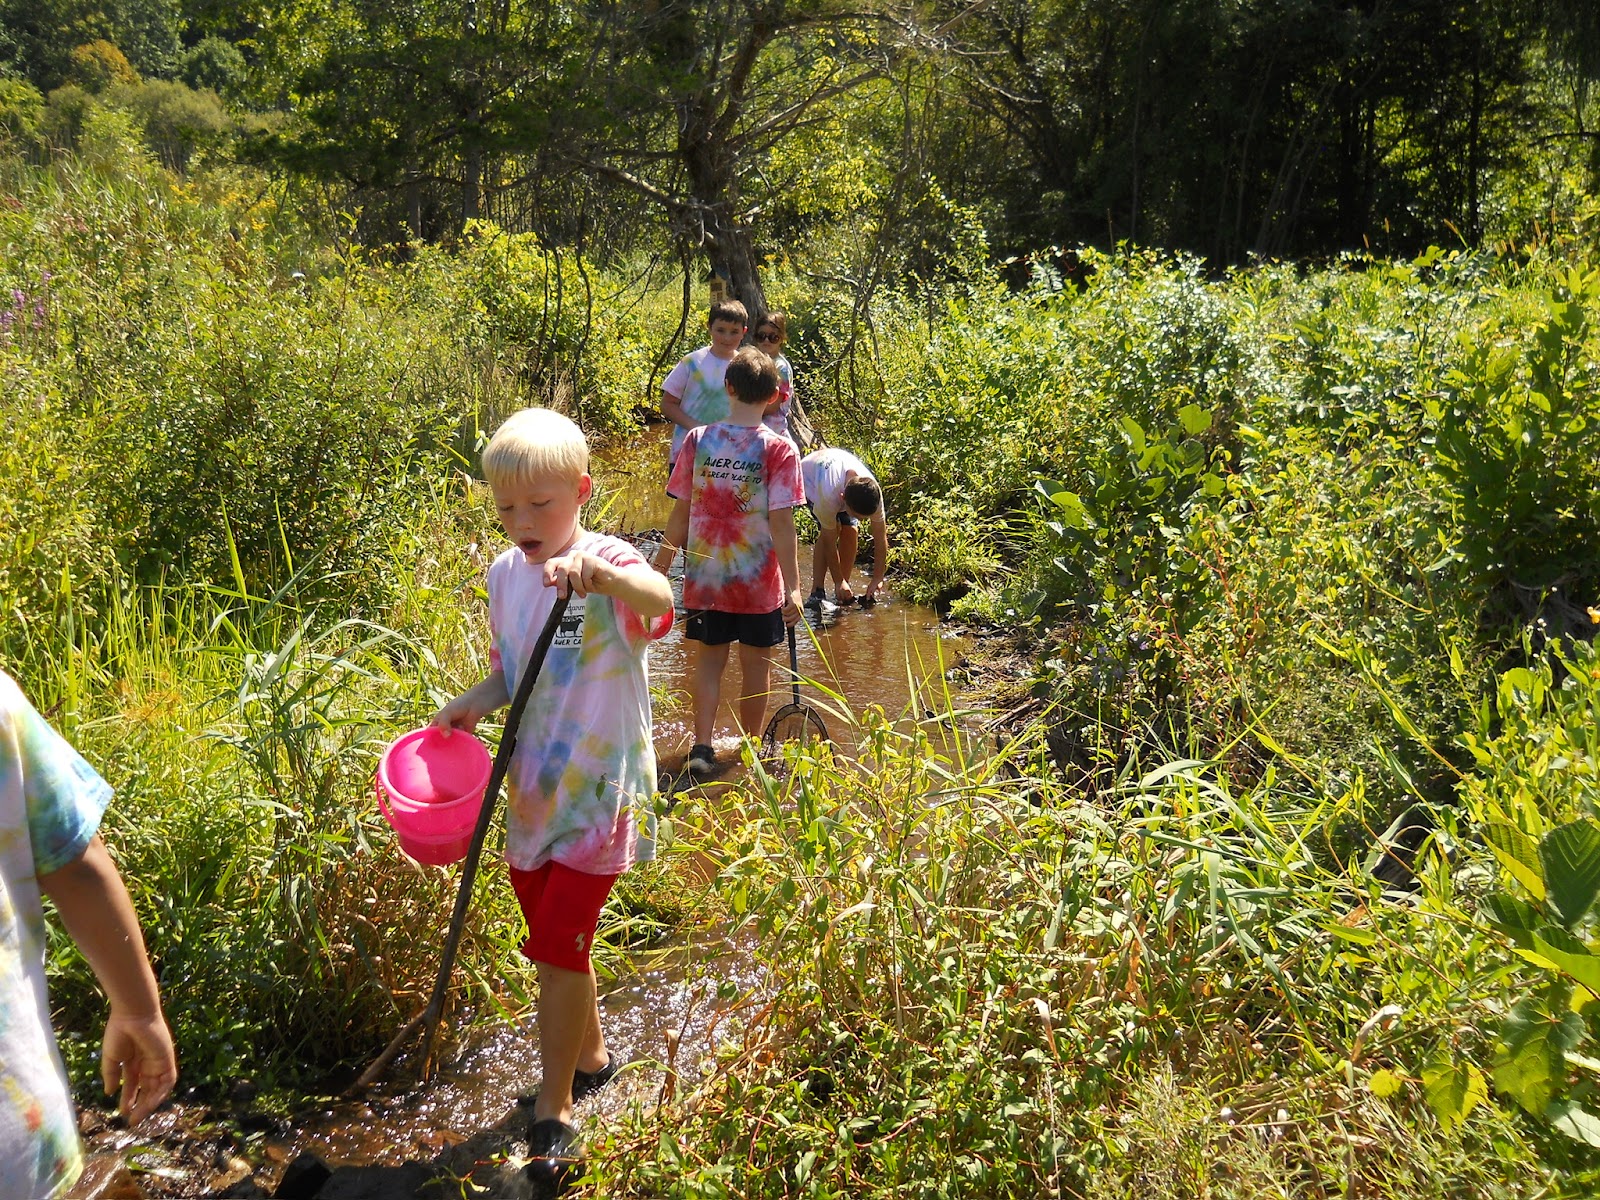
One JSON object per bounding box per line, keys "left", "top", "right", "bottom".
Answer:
{"left": 544, "top": 551, "right": 618, "bottom": 598}
{"left": 782, "top": 588, "right": 802, "bottom": 627}
{"left": 102, "top": 1007, "right": 177, "bottom": 1125}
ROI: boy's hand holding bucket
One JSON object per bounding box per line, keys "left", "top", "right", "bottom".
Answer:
{"left": 376, "top": 727, "right": 494, "bottom": 866}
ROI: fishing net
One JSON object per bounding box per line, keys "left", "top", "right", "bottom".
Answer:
{"left": 761, "top": 700, "right": 830, "bottom": 759}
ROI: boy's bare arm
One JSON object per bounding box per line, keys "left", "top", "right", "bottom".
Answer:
{"left": 545, "top": 553, "right": 674, "bottom": 619}
{"left": 39, "top": 835, "right": 177, "bottom": 1125}
{"left": 433, "top": 669, "right": 510, "bottom": 733}
{"left": 770, "top": 506, "right": 802, "bottom": 624}
{"left": 660, "top": 389, "right": 694, "bottom": 430}
{"left": 652, "top": 498, "right": 691, "bottom": 574}
{"left": 866, "top": 509, "right": 889, "bottom": 597}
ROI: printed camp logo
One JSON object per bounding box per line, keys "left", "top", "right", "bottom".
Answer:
{"left": 555, "top": 598, "right": 585, "bottom": 648}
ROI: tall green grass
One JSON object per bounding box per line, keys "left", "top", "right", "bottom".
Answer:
{"left": 586, "top": 711, "right": 1579, "bottom": 1197}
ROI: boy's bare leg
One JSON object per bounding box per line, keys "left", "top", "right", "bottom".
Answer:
{"left": 811, "top": 528, "right": 837, "bottom": 596}
{"left": 737, "top": 641, "right": 778, "bottom": 734}
{"left": 532, "top": 961, "right": 606, "bottom": 1126}
{"left": 692, "top": 641, "right": 732, "bottom": 745}
{"left": 834, "top": 525, "right": 860, "bottom": 601}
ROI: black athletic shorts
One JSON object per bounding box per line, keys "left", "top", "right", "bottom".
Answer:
{"left": 805, "top": 501, "right": 858, "bottom": 528}
{"left": 685, "top": 607, "right": 785, "bottom": 647}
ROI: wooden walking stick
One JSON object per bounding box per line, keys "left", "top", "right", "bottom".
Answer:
{"left": 349, "top": 593, "right": 570, "bottom": 1093}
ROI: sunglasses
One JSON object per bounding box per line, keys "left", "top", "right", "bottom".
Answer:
{"left": 754, "top": 332, "right": 782, "bottom": 343}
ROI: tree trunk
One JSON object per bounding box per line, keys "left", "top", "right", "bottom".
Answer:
{"left": 679, "top": 99, "right": 767, "bottom": 320}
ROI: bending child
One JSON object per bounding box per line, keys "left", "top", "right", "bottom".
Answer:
{"left": 432, "top": 408, "right": 674, "bottom": 1191}
{"left": 653, "top": 346, "right": 803, "bottom": 776}
{"left": 0, "top": 669, "right": 178, "bottom": 1197}
{"left": 801, "top": 446, "right": 888, "bottom": 608}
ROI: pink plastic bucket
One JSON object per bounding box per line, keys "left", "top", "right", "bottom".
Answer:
{"left": 375, "top": 727, "right": 494, "bottom": 866}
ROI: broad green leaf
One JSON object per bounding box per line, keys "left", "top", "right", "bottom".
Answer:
{"left": 1423, "top": 1057, "right": 1488, "bottom": 1133}
{"left": 1177, "top": 404, "right": 1211, "bottom": 436}
{"left": 1047, "top": 490, "right": 1091, "bottom": 530}
{"left": 1548, "top": 1101, "right": 1600, "bottom": 1148}
{"left": 1483, "top": 892, "right": 1539, "bottom": 948}
{"left": 1484, "top": 823, "right": 1547, "bottom": 901}
{"left": 1540, "top": 821, "right": 1600, "bottom": 927}
{"left": 1367, "top": 1069, "right": 1404, "bottom": 1099}
{"left": 1118, "top": 414, "right": 1147, "bottom": 456}
{"left": 1531, "top": 926, "right": 1600, "bottom": 997}
{"left": 1492, "top": 993, "right": 1583, "bottom": 1115}
{"left": 1500, "top": 667, "right": 1538, "bottom": 693}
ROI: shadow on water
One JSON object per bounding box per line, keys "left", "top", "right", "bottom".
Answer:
{"left": 76, "top": 421, "right": 970, "bottom": 1198}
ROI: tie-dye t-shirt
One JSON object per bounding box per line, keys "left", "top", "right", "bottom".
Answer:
{"left": 760, "top": 355, "right": 796, "bottom": 444}
{"left": 0, "top": 670, "right": 109, "bottom": 1199}
{"left": 487, "top": 532, "right": 672, "bottom": 875}
{"left": 667, "top": 421, "right": 804, "bottom": 614}
{"left": 663, "top": 346, "right": 735, "bottom": 466}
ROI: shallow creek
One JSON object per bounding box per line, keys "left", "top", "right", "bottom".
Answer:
{"left": 75, "top": 425, "right": 969, "bottom": 1199}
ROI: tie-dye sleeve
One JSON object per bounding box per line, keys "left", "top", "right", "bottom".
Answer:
{"left": 666, "top": 426, "right": 701, "bottom": 500}
{"left": 593, "top": 540, "right": 674, "bottom": 646}
{"left": 768, "top": 437, "right": 805, "bottom": 511}
{"left": 8, "top": 690, "right": 110, "bottom": 876}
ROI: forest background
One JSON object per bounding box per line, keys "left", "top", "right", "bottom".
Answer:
{"left": 6, "top": 1, "right": 1600, "bottom": 1196}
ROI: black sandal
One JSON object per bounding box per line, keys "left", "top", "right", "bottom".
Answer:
{"left": 572, "top": 1052, "right": 619, "bottom": 1101}
{"left": 517, "top": 1052, "right": 621, "bottom": 1107}
{"left": 525, "top": 1118, "right": 583, "bottom": 1192}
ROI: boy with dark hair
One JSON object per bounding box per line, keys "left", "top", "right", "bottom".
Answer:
{"left": 801, "top": 446, "right": 888, "bottom": 608}
{"left": 660, "top": 299, "right": 749, "bottom": 469}
{"left": 653, "top": 346, "right": 803, "bottom": 775}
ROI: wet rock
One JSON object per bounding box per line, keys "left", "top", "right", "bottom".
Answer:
{"left": 229, "top": 1078, "right": 261, "bottom": 1104}
{"left": 71, "top": 1157, "right": 144, "bottom": 1199}
{"left": 272, "top": 1152, "right": 334, "bottom": 1199}
{"left": 78, "top": 1107, "right": 108, "bottom": 1136}
{"left": 208, "top": 1153, "right": 258, "bottom": 1194}
{"left": 313, "top": 1163, "right": 435, "bottom": 1199}
{"left": 216, "top": 1178, "right": 271, "bottom": 1199}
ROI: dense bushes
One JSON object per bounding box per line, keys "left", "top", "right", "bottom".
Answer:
{"left": 0, "top": 144, "right": 692, "bottom": 657}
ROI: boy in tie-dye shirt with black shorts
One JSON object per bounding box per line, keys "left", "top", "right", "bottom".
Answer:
{"left": 432, "top": 408, "right": 674, "bottom": 1191}
{"left": 653, "top": 346, "right": 804, "bottom": 777}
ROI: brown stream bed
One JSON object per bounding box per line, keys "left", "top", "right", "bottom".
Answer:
{"left": 72, "top": 426, "right": 981, "bottom": 1199}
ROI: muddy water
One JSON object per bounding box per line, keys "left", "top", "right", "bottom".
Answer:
{"left": 79, "top": 422, "right": 968, "bottom": 1198}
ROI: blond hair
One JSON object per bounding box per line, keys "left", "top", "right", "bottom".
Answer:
{"left": 481, "top": 408, "right": 589, "bottom": 489}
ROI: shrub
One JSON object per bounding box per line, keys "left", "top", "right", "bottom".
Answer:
{"left": 0, "top": 77, "right": 43, "bottom": 147}
{"left": 40, "top": 84, "right": 96, "bottom": 151}
{"left": 66, "top": 40, "right": 139, "bottom": 93}
{"left": 109, "top": 79, "right": 232, "bottom": 172}
{"left": 179, "top": 36, "right": 247, "bottom": 102}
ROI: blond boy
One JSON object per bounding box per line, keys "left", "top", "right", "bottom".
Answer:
{"left": 432, "top": 408, "right": 673, "bottom": 1188}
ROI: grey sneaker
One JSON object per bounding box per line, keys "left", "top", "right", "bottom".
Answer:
{"left": 687, "top": 743, "right": 717, "bottom": 775}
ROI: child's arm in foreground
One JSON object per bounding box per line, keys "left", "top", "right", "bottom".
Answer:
{"left": 651, "top": 497, "right": 691, "bottom": 575}
{"left": 38, "top": 836, "right": 177, "bottom": 1125}
{"left": 545, "top": 550, "right": 673, "bottom": 619}
{"left": 433, "top": 671, "right": 511, "bottom": 733}
{"left": 770, "top": 506, "right": 802, "bottom": 625}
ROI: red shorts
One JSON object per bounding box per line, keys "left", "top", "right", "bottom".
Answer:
{"left": 508, "top": 861, "right": 618, "bottom": 973}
